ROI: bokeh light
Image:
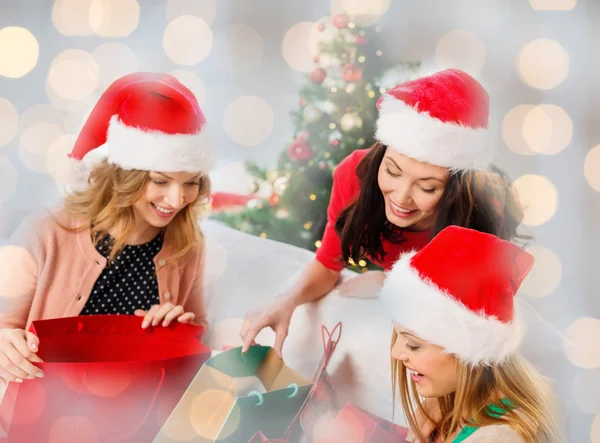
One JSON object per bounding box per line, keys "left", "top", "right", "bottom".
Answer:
{"left": 0, "top": 98, "right": 19, "bottom": 147}
{"left": 592, "top": 415, "right": 600, "bottom": 443}
{"left": 92, "top": 42, "right": 138, "bottom": 90}
{"left": 0, "top": 27, "right": 39, "bottom": 78}
{"left": 166, "top": 0, "right": 216, "bottom": 26}
{"left": 571, "top": 367, "right": 600, "bottom": 414}
{"left": 435, "top": 30, "right": 486, "bottom": 76}
{"left": 512, "top": 175, "right": 558, "bottom": 226}
{"left": 0, "top": 157, "right": 18, "bottom": 203}
{"left": 522, "top": 104, "right": 572, "bottom": 155}
{"left": 224, "top": 96, "right": 274, "bottom": 147}
{"left": 52, "top": 0, "right": 94, "bottom": 36}
{"left": 503, "top": 105, "right": 537, "bottom": 156}
{"left": 163, "top": 15, "right": 213, "bottom": 66}
{"left": 169, "top": 70, "right": 206, "bottom": 106}
{"left": 519, "top": 246, "right": 562, "bottom": 298}
{"left": 213, "top": 24, "right": 264, "bottom": 74}
{"left": 19, "top": 123, "right": 64, "bottom": 174}
{"left": 330, "top": 0, "right": 391, "bottom": 27}
{"left": 47, "top": 134, "right": 79, "bottom": 184}
{"left": 190, "top": 390, "right": 240, "bottom": 440}
{"left": 517, "top": 39, "right": 569, "bottom": 90}
{"left": 89, "top": 0, "right": 140, "bottom": 38}
{"left": 282, "top": 22, "right": 320, "bottom": 73}
{"left": 564, "top": 317, "right": 600, "bottom": 369}
{"left": 19, "top": 104, "right": 64, "bottom": 133}
{"left": 529, "top": 0, "right": 576, "bottom": 10}
{"left": 49, "top": 416, "right": 98, "bottom": 443}
{"left": 584, "top": 145, "right": 600, "bottom": 192}
{"left": 47, "top": 50, "right": 99, "bottom": 102}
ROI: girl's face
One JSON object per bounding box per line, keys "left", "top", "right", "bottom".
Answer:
{"left": 132, "top": 171, "right": 202, "bottom": 230}
{"left": 377, "top": 148, "right": 449, "bottom": 231}
{"left": 391, "top": 323, "right": 458, "bottom": 398}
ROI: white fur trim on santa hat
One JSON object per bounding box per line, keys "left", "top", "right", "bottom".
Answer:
{"left": 380, "top": 251, "right": 522, "bottom": 366}
{"left": 375, "top": 96, "right": 494, "bottom": 171}
{"left": 104, "top": 115, "right": 215, "bottom": 172}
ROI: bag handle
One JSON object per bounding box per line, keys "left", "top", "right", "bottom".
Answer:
{"left": 71, "top": 363, "right": 166, "bottom": 441}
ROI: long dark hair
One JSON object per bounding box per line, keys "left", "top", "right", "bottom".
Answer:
{"left": 335, "top": 143, "right": 529, "bottom": 265}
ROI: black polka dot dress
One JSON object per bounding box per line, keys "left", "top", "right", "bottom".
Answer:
{"left": 80, "top": 233, "right": 163, "bottom": 316}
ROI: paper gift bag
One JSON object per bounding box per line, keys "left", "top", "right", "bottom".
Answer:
{"left": 0, "top": 315, "right": 211, "bottom": 442}
{"left": 155, "top": 322, "right": 343, "bottom": 443}
{"left": 312, "top": 402, "right": 409, "bottom": 443}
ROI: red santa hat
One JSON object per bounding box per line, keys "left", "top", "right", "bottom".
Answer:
{"left": 65, "top": 72, "right": 213, "bottom": 186}
{"left": 375, "top": 69, "right": 493, "bottom": 171}
{"left": 380, "top": 226, "right": 534, "bottom": 366}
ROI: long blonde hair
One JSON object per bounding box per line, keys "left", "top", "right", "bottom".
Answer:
{"left": 391, "top": 330, "right": 560, "bottom": 443}
{"left": 58, "top": 160, "right": 211, "bottom": 264}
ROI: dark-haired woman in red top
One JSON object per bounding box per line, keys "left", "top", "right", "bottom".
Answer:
{"left": 241, "top": 69, "right": 527, "bottom": 357}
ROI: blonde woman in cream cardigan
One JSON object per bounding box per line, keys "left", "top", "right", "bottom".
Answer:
{"left": 382, "top": 226, "right": 560, "bottom": 443}
{"left": 0, "top": 73, "right": 213, "bottom": 384}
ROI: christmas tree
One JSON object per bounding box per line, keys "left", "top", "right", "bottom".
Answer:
{"left": 214, "top": 14, "right": 419, "bottom": 271}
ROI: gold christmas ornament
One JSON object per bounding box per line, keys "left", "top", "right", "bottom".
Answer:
{"left": 340, "top": 112, "right": 363, "bottom": 132}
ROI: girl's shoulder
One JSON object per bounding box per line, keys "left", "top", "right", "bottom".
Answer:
{"left": 463, "top": 424, "right": 525, "bottom": 443}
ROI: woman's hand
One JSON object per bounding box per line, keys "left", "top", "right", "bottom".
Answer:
{"left": 337, "top": 270, "right": 385, "bottom": 298}
{"left": 406, "top": 397, "right": 442, "bottom": 442}
{"left": 0, "top": 328, "right": 44, "bottom": 383}
{"left": 134, "top": 303, "right": 196, "bottom": 328}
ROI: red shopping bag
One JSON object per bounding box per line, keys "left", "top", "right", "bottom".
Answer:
{"left": 0, "top": 315, "right": 210, "bottom": 442}
{"left": 312, "top": 402, "right": 409, "bottom": 443}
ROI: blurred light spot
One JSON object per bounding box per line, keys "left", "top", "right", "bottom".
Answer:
{"left": 49, "top": 416, "right": 98, "bottom": 442}
{"left": 571, "top": 367, "right": 600, "bottom": 414}
{"left": 517, "top": 39, "right": 569, "bottom": 90}
{"left": 19, "top": 123, "right": 64, "bottom": 173}
{"left": 513, "top": 175, "right": 558, "bottom": 226}
{"left": 19, "top": 104, "right": 64, "bottom": 133}
{"left": 0, "top": 27, "right": 39, "bottom": 78}
{"left": 52, "top": 0, "right": 94, "bottom": 36}
{"left": 167, "top": 0, "right": 216, "bottom": 26}
{"left": 0, "top": 157, "right": 18, "bottom": 202}
{"left": 529, "top": 0, "right": 576, "bottom": 10}
{"left": 519, "top": 246, "right": 561, "bottom": 298}
{"left": 9, "top": 380, "right": 46, "bottom": 425}
{"left": 84, "top": 367, "right": 131, "bottom": 397}
{"left": 435, "top": 30, "right": 486, "bottom": 76}
{"left": 224, "top": 96, "right": 274, "bottom": 146}
{"left": 523, "top": 104, "right": 572, "bottom": 155}
{"left": 0, "top": 98, "right": 19, "bottom": 147}
{"left": 203, "top": 236, "right": 228, "bottom": 285}
{"left": 89, "top": 0, "right": 140, "bottom": 37}
{"left": 92, "top": 42, "right": 138, "bottom": 90}
{"left": 48, "top": 50, "right": 99, "bottom": 101}
{"left": 564, "top": 317, "right": 600, "bottom": 369}
{"left": 0, "top": 246, "right": 36, "bottom": 297}
{"left": 163, "top": 15, "right": 213, "bottom": 66}
{"left": 337, "top": 0, "right": 391, "bottom": 27}
{"left": 213, "top": 24, "right": 264, "bottom": 74}
{"left": 282, "top": 22, "right": 321, "bottom": 73}
{"left": 190, "top": 390, "right": 240, "bottom": 439}
{"left": 210, "top": 318, "right": 246, "bottom": 351}
{"left": 47, "top": 134, "right": 79, "bottom": 184}
{"left": 169, "top": 70, "right": 206, "bottom": 106}
{"left": 592, "top": 415, "right": 600, "bottom": 443}
{"left": 584, "top": 145, "right": 600, "bottom": 192}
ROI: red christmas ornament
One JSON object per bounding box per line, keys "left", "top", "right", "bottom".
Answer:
{"left": 356, "top": 35, "right": 368, "bottom": 46}
{"left": 331, "top": 139, "right": 340, "bottom": 146}
{"left": 332, "top": 14, "right": 348, "bottom": 29}
{"left": 319, "top": 162, "right": 327, "bottom": 170}
{"left": 317, "top": 23, "right": 326, "bottom": 32}
{"left": 313, "top": 55, "right": 320, "bottom": 63}
{"left": 269, "top": 193, "right": 280, "bottom": 206}
{"left": 288, "top": 137, "right": 314, "bottom": 162}
{"left": 342, "top": 64, "right": 363, "bottom": 82}
{"left": 310, "top": 67, "right": 327, "bottom": 84}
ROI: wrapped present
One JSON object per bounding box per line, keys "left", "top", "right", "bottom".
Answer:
{"left": 310, "top": 401, "right": 409, "bottom": 443}
{"left": 155, "top": 323, "right": 342, "bottom": 443}
{"left": 0, "top": 315, "right": 210, "bottom": 442}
